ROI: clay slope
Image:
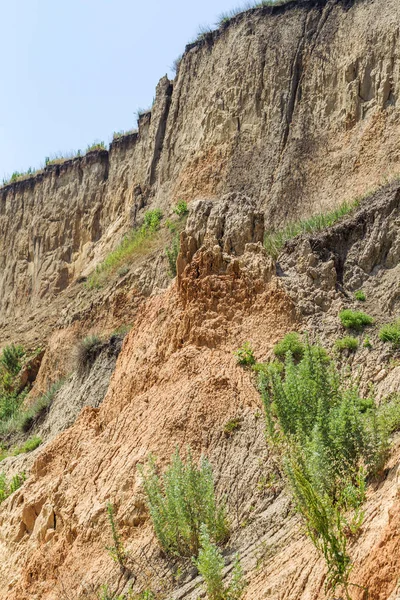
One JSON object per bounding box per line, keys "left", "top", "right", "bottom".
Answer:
{"left": 0, "top": 190, "right": 399, "bottom": 599}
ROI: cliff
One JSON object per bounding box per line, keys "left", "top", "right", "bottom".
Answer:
{"left": 0, "top": 1, "right": 400, "bottom": 599}
{"left": 2, "top": 0, "right": 400, "bottom": 329}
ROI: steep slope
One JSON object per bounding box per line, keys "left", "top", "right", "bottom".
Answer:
{"left": 1, "top": 1, "right": 400, "bottom": 599}
{"left": 2, "top": 0, "right": 400, "bottom": 332}
{"left": 0, "top": 186, "right": 399, "bottom": 599}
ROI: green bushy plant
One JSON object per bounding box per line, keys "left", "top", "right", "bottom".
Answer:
{"left": 273, "top": 332, "right": 305, "bottom": 361}
{"left": 234, "top": 343, "right": 255, "bottom": 366}
{"left": 0, "top": 344, "right": 25, "bottom": 376}
{"left": 0, "top": 471, "right": 26, "bottom": 502}
{"left": 354, "top": 290, "right": 366, "bottom": 302}
{"left": 173, "top": 200, "right": 188, "bottom": 217}
{"left": 138, "top": 449, "right": 229, "bottom": 557}
{"left": 194, "top": 525, "right": 245, "bottom": 600}
{"left": 165, "top": 233, "right": 180, "bottom": 277}
{"left": 334, "top": 336, "right": 359, "bottom": 353}
{"left": 86, "top": 141, "right": 106, "bottom": 153}
{"left": 379, "top": 320, "right": 400, "bottom": 349}
{"left": 106, "top": 502, "right": 127, "bottom": 569}
{"left": 259, "top": 341, "right": 390, "bottom": 595}
{"left": 339, "top": 309, "right": 374, "bottom": 331}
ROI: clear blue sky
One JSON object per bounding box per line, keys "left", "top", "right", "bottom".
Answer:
{"left": 0, "top": 0, "right": 249, "bottom": 179}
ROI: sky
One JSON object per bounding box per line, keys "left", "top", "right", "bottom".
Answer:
{"left": 0, "top": 0, "right": 251, "bottom": 180}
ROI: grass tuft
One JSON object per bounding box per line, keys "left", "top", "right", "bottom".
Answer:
{"left": 334, "top": 336, "right": 359, "bottom": 352}
{"left": 379, "top": 320, "right": 400, "bottom": 349}
{"left": 339, "top": 310, "right": 374, "bottom": 331}
{"left": 273, "top": 332, "right": 305, "bottom": 361}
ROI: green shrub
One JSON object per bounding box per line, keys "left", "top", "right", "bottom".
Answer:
{"left": 75, "top": 334, "right": 101, "bottom": 375}
{"left": 138, "top": 449, "right": 229, "bottom": 557}
{"left": 379, "top": 320, "right": 400, "bottom": 349}
{"left": 194, "top": 525, "right": 245, "bottom": 600}
{"left": 363, "top": 336, "right": 372, "bottom": 349}
{"left": 165, "top": 233, "right": 180, "bottom": 277}
{"left": 0, "top": 471, "right": 26, "bottom": 502}
{"left": 339, "top": 309, "right": 374, "bottom": 331}
{"left": 106, "top": 502, "right": 127, "bottom": 569}
{"left": 223, "top": 417, "right": 242, "bottom": 436}
{"left": 273, "top": 332, "right": 305, "bottom": 361}
{"left": 354, "top": 290, "right": 366, "bottom": 302}
{"left": 0, "top": 344, "right": 25, "bottom": 376}
{"left": 13, "top": 435, "right": 42, "bottom": 456}
{"left": 264, "top": 199, "right": 359, "bottom": 259}
{"left": 173, "top": 200, "right": 188, "bottom": 217}
{"left": 234, "top": 343, "right": 255, "bottom": 366}
{"left": 259, "top": 341, "right": 391, "bottom": 594}
{"left": 334, "top": 336, "right": 359, "bottom": 352}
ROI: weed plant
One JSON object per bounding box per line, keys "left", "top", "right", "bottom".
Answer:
{"left": 339, "top": 310, "right": 374, "bottom": 331}
{"left": 138, "top": 449, "right": 229, "bottom": 557}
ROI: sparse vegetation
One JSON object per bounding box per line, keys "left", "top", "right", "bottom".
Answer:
{"left": 264, "top": 199, "right": 360, "bottom": 259}
{"left": 363, "top": 336, "right": 372, "bottom": 349}
{"left": 75, "top": 334, "right": 101, "bottom": 375}
{"left": 173, "top": 200, "right": 188, "bottom": 217}
{"left": 334, "top": 336, "right": 359, "bottom": 353}
{"left": 234, "top": 342, "right": 256, "bottom": 366}
{"left": 354, "top": 290, "right": 366, "bottom": 302}
{"left": 379, "top": 320, "right": 400, "bottom": 349}
{"left": 86, "top": 141, "right": 106, "bottom": 153}
{"left": 106, "top": 502, "right": 127, "bottom": 570}
{"left": 339, "top": 309, "right": 374, "bottom": 331}
{"left": 12, "top": 435, "right": 42, "bottom": 456}
{"left": 87, "top": 208, "right": 163, "bottom": 289}
{"left": 165, "top": 233, "right": 180, "bottom": 277}
{"left": 259, "top": 341, "right": 392, "bottom": 595}
{"left": 223, "top": 417, "right": 242, "bottom": 436}
{"left": 138, "top": 449, "right": 229, "bottom": 557}
{"left": 0, "top": 344, "right": 24, "bottom": 376}
{"left": 273, "top": 332, "right": 305, "bottom": 361}
{"left": 0, "top": 471, "right": 26, "bottom": 503}
{"left": 195, "top": 525, "right": 245, "bottom": 600}
{"left": 113, "top": 129, "right": 136, "bottom": 141}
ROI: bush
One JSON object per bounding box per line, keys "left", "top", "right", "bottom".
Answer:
{"left": 234, "top": 343, "right": 255, "bottom": 366}
{"left": 354, "top": 290, "right": 366, "bottom": 302}
{"left": 273, "top": 332, "right": 304, "bottom": 361}
{"left": 138, "top": 449, "right": 229, "bottom": 557}
{"left": 15, "top": 380, "right": 63, "bottom": 434}
{"left": 379, "top": 320, "right": 400, "bottom": 349}
{"left": 0, "top": 344, "right": 25, "bottom": 376}
{"left": 173, "top": 200, "right": 188, "bottom": 217}
{"left": 165, "top": 233, "right": 180, "bottom": 277}
{"left": 223, "top": 417, "right": 242, "bottom": 436}
{"left": 194, "top": 525, "right": 245, "bottom": 600}
{"left": 339, "top": 309, "right": 374, "bottom": 331}
{"left": 106, "top": 502, "right": 127, "bottom": 569}
{"left": 259, "top": 341, "right": 391, "bottom": 594}
{"left": 334, "top": 336, "right": 358, "bottom": 352}
{"left": 75, "top": 335, "right": 101, "bottom": 375}
{"left": 0, "top": 471, "right": 26, "bottom": 503}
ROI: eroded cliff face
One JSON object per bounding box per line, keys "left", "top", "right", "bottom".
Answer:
{"left": 2, "top": 0, "right": 400, "bottom": 329}
{"left": 1, "top": 1, "right": 400, "bottom": 599}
